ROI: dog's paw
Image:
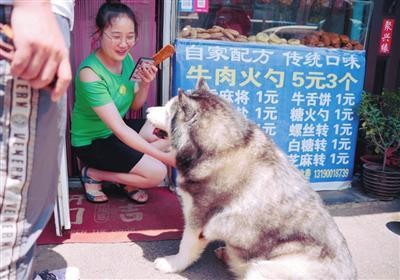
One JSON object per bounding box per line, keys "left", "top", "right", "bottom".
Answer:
{"left": 154, "top": 255, "right": 185, "bottom": 273}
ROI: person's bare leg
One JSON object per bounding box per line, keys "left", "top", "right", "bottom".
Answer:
{"left": 80, "top": 166, "right": 108, "bottom": 202}
{"left": 84, "top": 122, "right": 170, "bottom": 201}
{"left": 86, "top": 155, "right": 167, "bottom": 202}
{"left": 86, "top": 155, "right": 167, "bottom": 188}
{"left": 121, "top": 153, "right": 167, "bottom": 202}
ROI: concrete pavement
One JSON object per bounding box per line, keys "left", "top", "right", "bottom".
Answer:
{"left": 33, "top": 185, "right": 400, "bottom": 280}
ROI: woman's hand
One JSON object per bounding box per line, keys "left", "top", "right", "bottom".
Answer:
{"left": 161, "top": 150, "right": 176, "bottom": 168}
{"left": 137, "top": 64, "right": 158, "bottom": 85}
{"left": 131, "top": 64, "right": 158, "bottom": 110}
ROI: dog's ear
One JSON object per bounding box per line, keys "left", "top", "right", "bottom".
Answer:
{"left": 178, "top": 89, "right": 196, "bottom": 120}
{"left": 178, "top": 88, "right": 185, "bottom": 97}
{"left": 178, "top": 89, "right": 191, "bottom": 108}
{"left": 196, "top": 77, "right": 209, "bottom": 91}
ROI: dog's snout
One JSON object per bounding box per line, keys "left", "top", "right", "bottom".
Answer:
{"left": 146, "top": 106, "right": 169, "bottom": 133}
{"left": 146, "top": 107, "right": 155, "bottom": 115}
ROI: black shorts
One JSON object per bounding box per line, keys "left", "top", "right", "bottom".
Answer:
{"left": 73, "top": 119, "right": 146, "bottom": 173}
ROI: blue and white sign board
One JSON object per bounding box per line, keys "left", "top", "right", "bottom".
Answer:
{"left": 172, "top": 39, "right": 366, "bottom": 190}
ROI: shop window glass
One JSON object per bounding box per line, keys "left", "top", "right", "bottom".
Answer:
{"left": 177, "top": 0, "right": 373, "bottom": 50}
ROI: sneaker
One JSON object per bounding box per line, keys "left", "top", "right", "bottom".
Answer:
{"left": 34, "top": 267, "right": 80, "bottom": 280}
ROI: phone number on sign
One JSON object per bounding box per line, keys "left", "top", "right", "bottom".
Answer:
{"left": 314, "top": 168, "right": 350, "bottom": 179}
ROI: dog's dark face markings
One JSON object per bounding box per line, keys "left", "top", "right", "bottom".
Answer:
{"left": 172, "top": 93, "right": 244, "bottom": 177}
{"left": 169, "top": 80, "right": 278, "bottom": 177}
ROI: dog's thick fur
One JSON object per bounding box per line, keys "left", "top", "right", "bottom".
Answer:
{"left": 147, "top": 79, "right": 356, "bottom": 279}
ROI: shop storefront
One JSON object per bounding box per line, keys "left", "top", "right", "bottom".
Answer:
{"left": 58, "top": 0, "right": 377, "bottom": 233}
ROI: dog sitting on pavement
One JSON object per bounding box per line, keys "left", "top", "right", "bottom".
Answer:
{"left": 146, "top": 78, "right": 357, "bottom": 279}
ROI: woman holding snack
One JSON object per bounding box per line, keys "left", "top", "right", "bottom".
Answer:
{"left": 71, "top": 0, "right": 175, "bottom": 203}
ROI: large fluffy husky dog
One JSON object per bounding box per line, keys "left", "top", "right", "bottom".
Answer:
{"left": 147, "top": 78, "right": 356, "bottom": 279}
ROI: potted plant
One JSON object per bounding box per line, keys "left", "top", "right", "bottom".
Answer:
{"left": 358, "top": 89, "right": 400, "bottom": 200}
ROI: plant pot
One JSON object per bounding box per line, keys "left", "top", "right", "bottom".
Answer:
{"left": 360, "top": 155, "right": 383, "bottom": 165}
{"left": 362, "top": 163, "right": 400, "bottom": 201}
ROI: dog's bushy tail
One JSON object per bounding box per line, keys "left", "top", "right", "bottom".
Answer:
{"left": 244, "top": 255, "right": 347, "bottom": 280}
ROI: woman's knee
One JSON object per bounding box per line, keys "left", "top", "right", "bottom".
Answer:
{"left": 149, "top": 160, "right": 168, "bottom": 185}
{"left": 133, "top": 155, "right": 168, "bottom": 185}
